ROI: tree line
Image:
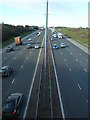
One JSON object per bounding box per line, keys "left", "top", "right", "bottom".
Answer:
{"left": 2, "top": 23, "right": 38, "bottom": 41}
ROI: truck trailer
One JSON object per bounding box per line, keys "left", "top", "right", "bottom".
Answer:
{"left": 14, "top": 36, "right": 22, "bottom": 46}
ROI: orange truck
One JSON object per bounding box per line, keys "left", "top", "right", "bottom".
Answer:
{"left": 14, "top": 36, "right": 22, "bottom": 46}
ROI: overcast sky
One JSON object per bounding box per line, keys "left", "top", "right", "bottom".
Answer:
{"left": 0, "top": 0, "right": 89, "bottom": 27}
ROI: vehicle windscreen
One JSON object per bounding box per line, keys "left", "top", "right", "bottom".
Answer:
{"left": 3, "top": 101, "right": 15, "bottom": 111}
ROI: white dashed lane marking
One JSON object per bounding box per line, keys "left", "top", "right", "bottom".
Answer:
{"left": 26, "top": 57, "right": 29, "bottom": 60}
{"left": 69, "top": 68, "right": 72, "bottom": 71}
{"left": 11, "top": 78, "right": 15, "bottom": 84}
{"left": 83, "top": 68, "right": 87, "bottom": 72}
{"left": 76, "top": 59, "right": 78, "bottom": 62}
{"left": 77, "top": 83, "right": 82, "bottom": 90}
{"left": 21, "top": 65, "right": 23, "bottom": 69}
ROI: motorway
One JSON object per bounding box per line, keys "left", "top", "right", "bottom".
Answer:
{"left": 2, "top": 30, "right": 45, "bottom": 118}
{"left": 1, "top": 29, "right": 88, "bottom": 119}
{"left": 49, "top": 30, "right": 88, "bottom": 118}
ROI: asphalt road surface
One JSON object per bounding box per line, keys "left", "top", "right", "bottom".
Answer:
{"left": 2, "top": 29, "right": 88, "bottom": 119}
{"left": 2, "top": 30, "right": 45, "bottom": 118}
{"left": 49, "top": 30, "right": 88, "bottom": 118}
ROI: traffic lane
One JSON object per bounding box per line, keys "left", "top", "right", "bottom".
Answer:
{"left": 61, "top": 37, "right": 88, "bottom": 69}
{"left": 50, "top": 36, "right": 88, "bottom": 73}
{"left": 2, "top": 31, "right": 40, "bottom": 64}
{"left": 59, "top": 48, "right": 88, "bottom": 99}
{"left": 52, "top": 47, "right": 88, "bottom": 118}
{"left": 2, "top": 48, "right": 33, "bottom": 94}
{"left": 2, "top": 46, "right": 41, "bottom": 118}
{"left": 2, "top": 30, "right": 44, "bottom": 64}
{"left": 50, "top": 37, "right": 88, "bottom": 100}
{"left": 2, "top": 32, "right": 44, "bottom": 95}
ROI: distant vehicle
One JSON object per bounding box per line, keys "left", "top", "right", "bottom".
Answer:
{"left": 53, "top": 34, "right": 57, "bottom": 38}
{"left": 2, "top": 93, "right": 23, "bottom": 119}
{"left": 60, "top": 43, "right": 65, "bottom": 48}
{"left": 53, "top": 44, "right": 58, "bottom": 49}
{"left": 6, "top": 46, "right": 13, "bottom": 52}
{"left": 28, "top": 38, "right": 32, "bottom": 41}
{"left": 26, "top": 43, "right": 32, "bottom": 49}
{"left": 14, "top": 36, "right": 22, "bottom": 46}
{"left": 0, "top": 66, "right": 13, "bottom": 77}
{"left": 57, "top": 32, "right": 63, "bottom": 39}
{"left": 37, "top": 32, "right": 41, "bottom": 36}
{"left": 51, "top": 38, "right": 53, "bottom": 41}
{"left": 35, "top": 44, "right": 40, "bottom": 49}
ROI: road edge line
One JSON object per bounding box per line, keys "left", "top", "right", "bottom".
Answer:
{"left": 23, "top": 35, "right": 45, "bottom": 120}
{"left": 49, "top": 36, "right": 65, "bottom": 119}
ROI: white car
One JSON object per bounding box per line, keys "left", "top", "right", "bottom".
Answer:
{"left": 28, "top": 38, "right": 32, "bottom": 41}
{"left": 35, "top": 44, "right": 40, "bottom": 49}
{"left": 60, "top": 43, "right": 65, "bottom": 48}
{"left": 53, "top": 34, "right": 57, "bottom": 38}
{"left": 37, "top": 32, "right": 41, "bottom": 36}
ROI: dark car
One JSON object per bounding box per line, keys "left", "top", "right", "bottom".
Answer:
{"left": 0, "top": 66, "right": 13, "bottom": 77}
{"left": 26, "top": 43, "right": 32, "bottom": 49}
{"left": 6, "top": 46, "right": 13, "bottom": 52}
{"left": 2, "top": 93, "right": 23, "bottom": 119}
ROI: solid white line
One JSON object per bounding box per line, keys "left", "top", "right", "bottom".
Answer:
{"left": 77, "top": 83, "right": 82, "bottom": 90}
{"left": 84, "top": 68, "right": 87, "bottom": 72}
{"left": 61, "top": 52, "right": 62, "bottom": 55}
{"left": 49, "top": 38, "right": 65, "bottom": 119}
{"left": 11, "top": 78, "right": 15, "bottom": 84}
{"left": 23, "top": 35, "right": 44, "bottom": 120}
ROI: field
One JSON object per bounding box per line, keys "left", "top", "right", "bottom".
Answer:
{"left": 56, "top": 27, "right": 89, "bottom": 48}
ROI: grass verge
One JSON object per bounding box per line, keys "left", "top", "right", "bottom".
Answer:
{"left": 57, "top": 27, "right": 88, "bottom": 48}
{"left": 2, "top": 30, "right": 36, "bottom": 48}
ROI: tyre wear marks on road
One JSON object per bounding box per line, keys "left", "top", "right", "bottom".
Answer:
{"left": 77, "top": 83, "right": 82, "bottom": 90}
{"left": 11, "top": 78, "right": 15, "bottom": 84}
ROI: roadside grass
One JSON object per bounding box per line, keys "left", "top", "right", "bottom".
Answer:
{"left": 2, "top": 31, "right": 36, "bottom": 48}
{"left": 57, "top": 28, "right": 88, "bottom": 48}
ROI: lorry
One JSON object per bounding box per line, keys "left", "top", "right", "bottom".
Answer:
{"left": 57, "top": 32, "right": 63, "bottom": 39}
{"left": 14, "top": 36, "right": 22, "bottom": 46}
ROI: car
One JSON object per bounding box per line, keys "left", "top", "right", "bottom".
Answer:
{"left": 0, "top": 66, "right": 13, "bottom": 77}
{"left": 53, "top": 34, "right": 57, "bottom": 38}
{"left": 35, "top": 44, "right": 40, "bottom": 49}
{"left": 2, "top": 93, "right": 23, "bottom": 119}
{"left": 60, "top": 43, "right": 65, "bottom": 48}
{"left": 6, "top": 46, "right": 13, "bottom": 52}
{"left": 37, "top": 32, "right": 41, "bottom": 36}
{"left": 26, "top": 43, "right": 32, "bottom": 49}
{"left": 53, "top": 44, "right": 58, "bottom": 49}
{"left": 28, "top": 38, "right": 32, "bottom": 41}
